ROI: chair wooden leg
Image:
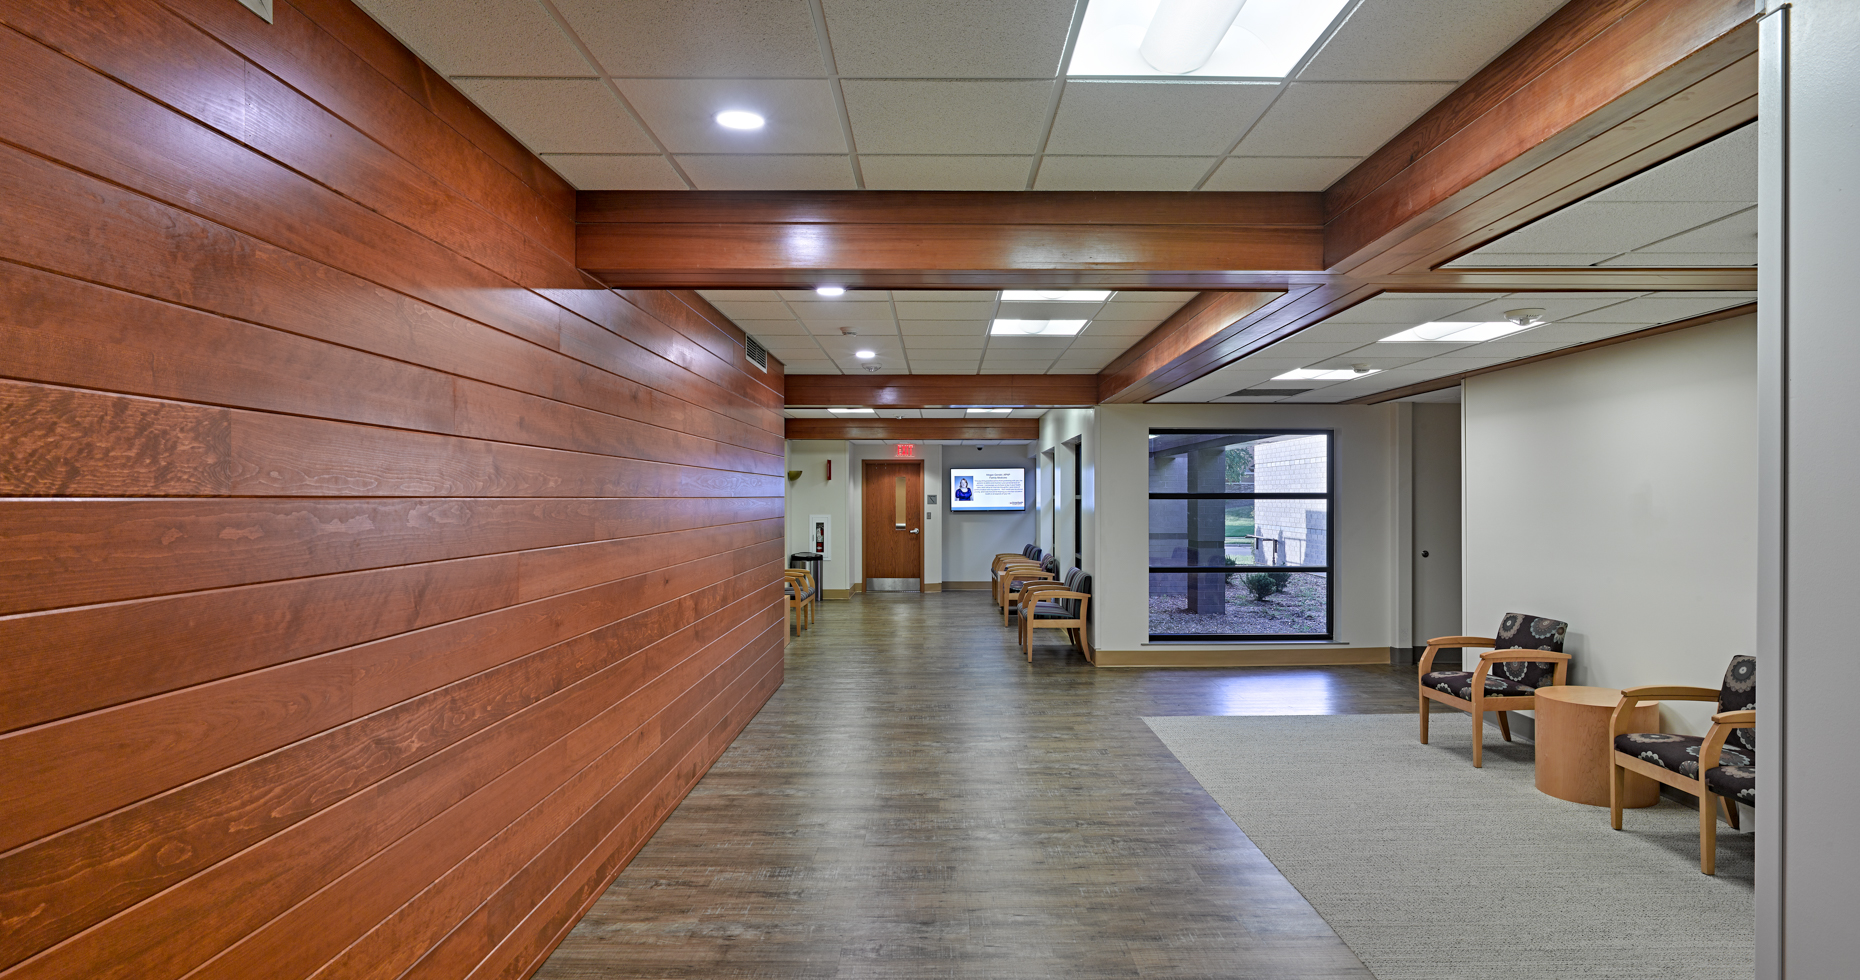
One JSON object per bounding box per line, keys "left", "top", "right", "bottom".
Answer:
{"left": 1610, "top": 758, "right": 1625, "bottom": 830}
{"left": 1497, "top": 710, "right": 1512, "bottom": 742}
{"left": 1471, "top": 709, "right": 1484, "bottom": 768}
{"left": 1721, "top": 796, "right": 1741, "bottom": 830}
{"left": 1078, "top": 626, "right": 1092, "bottom": 665}
{"left": 1700, "top": 789, "right": 1718, "bottom": 875}
{"left": 1418, "top": 694, "right": 1430, "bottom": 744}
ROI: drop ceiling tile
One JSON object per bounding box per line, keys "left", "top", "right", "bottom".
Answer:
{"left": 553, "top": 0, "right": 824, "bottom": 78}
{"left": 803, "top": 320, "right": 900, "bottom": 337}
{"left": 1323, "top": 295, "right": 1499, "bottom": 323}
{"left": 708, "top": 301, "right": 795, "bottom": 319}
{"left": 1114, "top": 291, "right": 1198, "bottom": 302}
{"left": 676, "top": 154, "right": 856, "bottom": 189}
{"left": 1477, "top": 201, "right": 1748, "bottom": 255}
{"left": 1308, "top": 355, "right": 1432, "bottom": 371}
{"left": 1202, "top": 156, "right": 1360, "bottom": 191}
{"left": 1299, "top": 321, "right": 1430, "bottom": 344}
{"left": 1450, "top": 294, "right": 1649, "bottom": 322}
{"left": 1053, "top": 352, "right": 1118, "bottom": 368}
{"left": 921, "top": 409, "right": 967, "bottom": 418}
{"left": 1033, "top": 156, "right": 1215, "bottom": 191}
{"left": 1045, "top": 81, "right": 1279, "bottom": 156}
{"left": 859, "top": 155, "right": 1034, "bottom": 190}
{"left": 1093, "top": 300, "right": 1191, "bottom": 320}
{"left": 900, "top": 320, "right": 992, "bottom": 335}
{"left": 1300, "top": 0, "right": 1564, "bottom": 82}
{"left": 1602, "top": 253, "right": 1757, "bottom": 267}
{"left": 904, "top": 336, "right": 990, "bottom": 349}
{"left": 997, "top": 300, "right": 1108, "bottom": 319}
{"left": 540, "top": 154, "right": 686, "bottom": 190}
{"left": 894, "top": 291, "right": 999, "bottom": 302}
{"left": 1078, "top": 321, "right": 1162, "bottom": 337}
{"left": 1257, "top": 340, "right": 1371, "bottom": 359}
{"left": 699, "top": 289, "right": 786, "bottom": 303}
{"left": 778, "top": 289, "right": 887, "bottom": 301}
{"left": 1234, "top": 82, "right": 1457, "bottom": 157}
{"left": 1064, "top": 334, "right": 1145, "bottom": 348}
{"left": 356, "top": 0, "right": 587, "bottom": 77}
{"left": 1632, "top": 208, "right": 1759, "bottom": 253}
{"left": 910, "top": 360, "right": 982, "bottom": 372}
{"left": 822, "top": 0, "right": 1077, "bottom": 78}
{"left": 738, "top": 320, "right": 813, "bottom": 336}
{"left": 621, "top": 79, "right": 845, "bottom": 153}
{"left": 895, "top": 302, "right": 996, "bottom": 319}
{"left": 454, "top": 78, "right": 657, "bottom": 153}
{"left": 1593, "top": 125, "right": 1757, "bottom": 203}
{"left": 1046, "top": 367, "right": 1100, "bottom": 374}
{"left": 787, "top": 300, "right": 892, "bottom": 319}
{"left": 1564, "top": 296, "right": 1755, "bottom": 324}
{"left": 843, "top": 80, "right": 1053, "bottom": 154}
{"left": 782, "top": 360, "right": 841, "bottom": 374}
{"left": 980, "top": 364, "right": 1057, "bottom": 374}
{"left": 987, "top": 337, "right": 1078, "bottom": 351}
{"left": 1462, "top": 339, "right": 1583, "bottom": 359}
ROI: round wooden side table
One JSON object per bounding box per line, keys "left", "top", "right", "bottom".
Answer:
{"left": 1534, "top": 685, "right": 1661, "bottom": 807}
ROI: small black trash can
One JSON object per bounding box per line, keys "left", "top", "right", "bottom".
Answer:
{"left": 789, "top": 552, "right": 823, "bottom": 592}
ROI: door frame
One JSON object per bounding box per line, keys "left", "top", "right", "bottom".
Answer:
{"left": 859, "top": 458, "right": 925, "bottom": 592}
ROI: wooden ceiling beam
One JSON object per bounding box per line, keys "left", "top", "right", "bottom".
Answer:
{"left": 786, "top": 374, "right": 1096, "bottom": 409}
{"left": 785, "top": 418, "right": 1039, "bottom": 441}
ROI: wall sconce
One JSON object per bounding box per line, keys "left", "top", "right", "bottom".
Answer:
{"left": 786, "top": 470, "right": 802, "bottom": 482}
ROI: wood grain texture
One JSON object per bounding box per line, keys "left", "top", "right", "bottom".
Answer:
{"left": 783, "top": 419, "right": 1041, "bottom": 441}
{"left": 785, "top": 375, "right": 1097, "bottom": 408}
{"left": 0, "top": 2, "right": 783, "bottom": 978}
{"left": 1096, "top": 291, "right": 1284, "bottom": 403}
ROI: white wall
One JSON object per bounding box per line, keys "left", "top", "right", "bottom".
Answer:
{"left": 941, "top": 443, "right": 1038, "bottom": 585}
{"left": 1094, "top": 403, "right": 1403, "bottom": 654}
{"left": 1039, "top": 409, "right": 1098, "bottom": 575}
{"left": 783, "top": 440, "right": 851, "bottom": 594}
{"left": 1463, "top": 315, "right": 1757, "bottom": 736}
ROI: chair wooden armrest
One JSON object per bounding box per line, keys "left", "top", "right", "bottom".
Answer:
{"left": 1711, "top": 709, "right": 1755, "bottom": 727}
{"left": 1478, "top": 650, "right": 1573, "bottom": 662}
{"left": 1416, "top": 636, "right": 1497, "bottom": 674}
{"left": 1699, "top": 710, "right": 1754, "bottom": 769}
{"left": 1014, "top": 580, "right": 1068, "bottom": 607}
{"left": 1027, "top": 590, "right": 1089, "bottom": 602}
{"left": 1608, "top": 686, "right": 1717, "bottom": 737}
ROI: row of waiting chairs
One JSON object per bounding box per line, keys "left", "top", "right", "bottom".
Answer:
{"left": 989, "top": 545, "right": 1093, "bottom": 663}
{"left": 1418, "top": 612, "right": 1756, "bottom": 875}
{"left": 783, "top": 568, "right": 816, "bottom": 635}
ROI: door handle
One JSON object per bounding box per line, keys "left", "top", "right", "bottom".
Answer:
{"left": 909, "top": 528, "right": 919, "bottom": 534}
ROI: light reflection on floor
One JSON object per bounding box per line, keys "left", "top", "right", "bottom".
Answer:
{"left": 1208, "top": 671, "right": 1340, "bottom": 715}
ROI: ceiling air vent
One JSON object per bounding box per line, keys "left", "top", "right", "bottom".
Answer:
{"left": 743, "top": 334, "right": 769, "bottom": 372}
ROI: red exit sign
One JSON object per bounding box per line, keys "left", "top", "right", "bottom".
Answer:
{"left": 894, "top": 444, "right": 916, "bottom": 458}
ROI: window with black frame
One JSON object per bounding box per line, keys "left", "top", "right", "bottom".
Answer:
{"left": 1148, "top": 430, "right": 1333, "bottom": 641}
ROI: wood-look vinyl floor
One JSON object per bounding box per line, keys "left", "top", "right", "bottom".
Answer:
{"left": 537, "top": 590, "right": 1415, "bottom": 979}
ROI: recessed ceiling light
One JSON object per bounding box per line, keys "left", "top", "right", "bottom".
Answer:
{"left": 854, "top": 349, "right": 876, "bottom": 359}
{"left": 990, "top": 319, "right": 1089, "bottom": 336}
{"left": 1070, "top": 0, "right": 1353, "bottom": 78}
{"left": 815, "top": 285, "right": 845, "bottom": 297}
{"left": 1274, "top": 367, "right": 1381, "bottom": 381}
{"left": 1380, "top": 320, "right": 1544, "bottom": 343}
{"left": 1000, "top": 290, "right": 1112, "bottom": 302}
{"left": 715, "top": 110, "right": 765, "bottom": 130}
{"left": 827, "top": 407, "right": 875, "bottom": 414}
{"left": 966, "top": 408, "right": 1013, "bottom": 414}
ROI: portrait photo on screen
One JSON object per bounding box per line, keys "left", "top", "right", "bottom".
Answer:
{"left": 948, "top": 468, "right": 1025, "bottom": 512}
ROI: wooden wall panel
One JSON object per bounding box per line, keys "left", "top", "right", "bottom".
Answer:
{"left": 0, "top": 2, "right": 783, "bottom": 979}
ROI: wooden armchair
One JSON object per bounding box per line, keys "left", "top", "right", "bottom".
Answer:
{"left": 1016, "top": 568, "right": 1093, "bottom": 664}
{"left": 783, "top": 568, "right": 816, "bottom": 634}
{"left": 1609, "top": 655, "right": 1756, "bottom": 874}
{"left": 990, "top": 547, "right": 1042, "bottom": 604}
{"left": 998, "top": 555, "right": 1058, "bottom": 624}
{"left": 1418, "top": 613, "right": 1571, "bottom": 767}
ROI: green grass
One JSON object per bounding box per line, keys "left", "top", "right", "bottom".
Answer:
{"left": 1224, "top": 513, "right": 1256, "bottom": 539}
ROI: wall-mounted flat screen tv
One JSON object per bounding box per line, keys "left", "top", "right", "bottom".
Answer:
{"left": 949, "top": 468, "right": 1025, "bottom": 512}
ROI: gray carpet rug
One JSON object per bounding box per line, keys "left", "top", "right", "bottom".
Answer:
{"left": 1143, "top": 714, "right": 1754, "bottom": 980}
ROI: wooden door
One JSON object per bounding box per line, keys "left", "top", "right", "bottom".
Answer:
{"left": 862, "top": 460, "right": 923, "bottom": 591}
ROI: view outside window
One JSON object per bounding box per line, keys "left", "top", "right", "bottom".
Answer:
{"left": 1148, "top": 430, "right": 1333, "bottom": 640}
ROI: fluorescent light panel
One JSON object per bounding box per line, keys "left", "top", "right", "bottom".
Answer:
{"left": 1070, "top": 0, "right": 1353, "bottom": 78}
{"left": 1380, "top": 321, "right": 1537, "bottom": 343}
{"left": 999, "top": 290, "right": 1111, "bottom": 302}
{"left": 714, "top": 110, "right": 765, "bottom": 130}
{"left": 966, "top": 408, "right": 1013, "bottom": 414}
{"left": 827, "top": 407, "right": 875, "bottom": 414}
{"left": 990, "top": 319, "right": 1089, "bottom": 336}
{"left": 1273, "top": 368, "right": 1380, "bottom": 381}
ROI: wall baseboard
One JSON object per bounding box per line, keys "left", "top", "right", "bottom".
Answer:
{"left": 1093, "top": 646, "right": 1392, "bottom": 667}
{"left": 822, "top": 589, "right": 851, "bottom": 600}
{"left": 943, "top": 581, "right": 992, "bottom": 591}
{"left": 922, "top": 583, "right": 942, "bottom": 593}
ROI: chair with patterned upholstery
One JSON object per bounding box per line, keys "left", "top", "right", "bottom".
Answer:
{"left": 1608, "top": 655, "right": 1756, "bottom": 875}
{"left": 1016, "top": 568, "right": 1092, "bottom": 663}
{"left": 1417, "top": 613, "right": 1572, "bottom": 767}
{"left": 991, "top": 548, "right": 1045, "bottom": 612}
{"left": 999, "top": 554, "right": 1059, "bottom": 625}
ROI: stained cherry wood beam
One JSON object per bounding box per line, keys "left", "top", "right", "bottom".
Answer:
{"left": 1096, "top": 291, "right": 1285, "bottom": 403}
{"left": 577, "top": 191, "right": 1323, "bottom": 289}
{"left": 786, "top": 375, "right": 1096, "bottom": 408}
{"left": 1324, "top": 0, "right": 1758, "bottom": 275}
{"left": 785, "top": 418, "right": 1038, "bottom": 441}
{"left": 1350, "top": 303, "right": 1757, "bottom": 403}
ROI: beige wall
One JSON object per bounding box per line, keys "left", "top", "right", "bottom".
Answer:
{"left": 1463, "top": 315, "right": 1758, "bottom": 735}
{"left": 785, "top": 440, "right": 852, "bottom": 593}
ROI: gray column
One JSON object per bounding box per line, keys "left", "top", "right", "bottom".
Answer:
{"left": 1185, "top": 446, "right": 1227, "bottom": 614}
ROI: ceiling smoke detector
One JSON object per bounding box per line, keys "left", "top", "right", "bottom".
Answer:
{"left": 861, "top": 362, "right": 881, "bottom": 373}
{"left": 1504, "top": 308, "right": 1549, "bottom": 327}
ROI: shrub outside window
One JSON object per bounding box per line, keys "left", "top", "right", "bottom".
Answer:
{"left": 1148, "top": 430, "right": 1333, "bottom": 641}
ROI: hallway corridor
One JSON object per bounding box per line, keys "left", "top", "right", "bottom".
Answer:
{"left": 537, "top": 591, "right": 1413, "bottom": 979}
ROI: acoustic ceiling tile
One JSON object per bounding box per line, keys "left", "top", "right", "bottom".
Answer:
{"left": 1300, "top": 0, "right": 1565, "bottom": 82}
{"left": 1064, "top": 334, "right": 1146, "bottom": 348}
{"left": 356, "top": 0, "right": 587, "bottom": 77}
{"left": 1234, "top": 82, "right": 1457, "bottom": 157}
{"left": 1449, "top": 294, "right": 1650, "bottom": 322}
{"left": 676, "top": 154, "right": 857, "bottom": 189}
{"left": 1444, "top": 252, "right": 1619, "bottom": 267}
{"left": 1032, "top": 156, "right": 1214, "bottom": 191}
{"left": 782, "top": 360, "right": 842, "bottom": 374}
{"left": 859, "top": 155, "right": 1034, "bottom": 190}
{"left": 787, "top": 300, "right": 893, "bottom": 319}
{"left": 733, "top": 319, "right": 812, "bottom": 336}
{"left": 1593, "top": 125, "right": 1757, "bottom": 203}
{"left": 1564, "top": 296, "right": 1755, "bottom": 324}
{"left": 1201, "top": 156, "right": 1360, "bottom": 191}
{"left": 621, "top": 79, "right": 846, "bottom": 153}
{"left": 553, "top": 0, "right": 825, "bottom": 78}
{"left": 1633, "top": 208, "right": 1759, "bottom": 253}
{"left": 904, "top": 335, "right": 990, "bottom": 349}
{"left": 1602, "top": 253, "right": 1757, "bottom": 266}
{"left": 844, "top": 80, "right": 1054, "bottom": 155}
{"left": 454, "top": 78, "right": 657, "bottom": 153}
{"left": 899, "top": 319, "right": 992, "bottom": 335}
{"left": 699, "top": 289, "right": 787, "bottom": 303}
{"left": 1477, "top": 201, "right": 1747, "bottom": 255}
{"left": 803, "top": 320, "right": 900, "bottom": 337}
{"left": 1114, "top": 291, "right": 1199, "bottom": 302}
{"left": 1092, "top": 300, "right": 1192, "bottom": 320}
{"left": 1322, "top": 295, "right": 1499, "bottom": 323}
{"left": 708, "top": 301, "right": 796, "bottom": 319}
{"left": 1045, "top": 81, "right": 1279, "bottom": 157}
{"left": 910, "top": 359, "right": 983, "bottom": 372}
{"left": 541, "top": 154, "right": 685, "bottom": 189}
{"left": 895, "top": 302, "right": 997, "bottom": 319}
{"left": 894, "top": 290, "right": 1000, "bottom": 302}
{"left": 822, "top": 0, "right": 1077, "bottom": 78}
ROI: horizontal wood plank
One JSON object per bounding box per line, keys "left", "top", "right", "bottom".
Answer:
{"left": 783, "top": 419, "right": 1040, "bottom": 441}
{"left": 785, "top": 374, "right": 1096, "bottom": 409}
